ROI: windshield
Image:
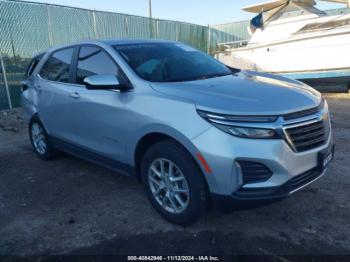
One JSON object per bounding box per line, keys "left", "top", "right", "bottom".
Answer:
{"left": 114, "top": 43, "right": 232, "bottom": 82}
{"left": 296, "top": 18, "right": 350, "bottom": 34}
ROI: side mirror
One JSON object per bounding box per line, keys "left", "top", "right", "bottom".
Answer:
{"left": 83, "top": 74, "right": 131, "bottom": 91}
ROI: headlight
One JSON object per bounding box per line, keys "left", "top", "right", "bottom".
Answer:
{"left": 197, "top": 110, "right": 279, "bottom": 139}
{"left": 227, "top": 126, "right": 277, "bottom": 138}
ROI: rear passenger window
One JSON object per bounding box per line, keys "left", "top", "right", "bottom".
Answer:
{"left": 40, "top": 48, "right": 74, "bottom": 83}
{"left": 76, "top": 46, "right": 119, "bottom": 85}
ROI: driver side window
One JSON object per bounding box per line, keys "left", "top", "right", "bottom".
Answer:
{"left": 76, "top": 46, "right": 119, "bottom": 85}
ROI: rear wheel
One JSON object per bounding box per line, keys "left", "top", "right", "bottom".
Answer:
{"left": 29, "top": 117, "right": 58, "bottom": 160}
{"left": 141, "top": 140, "right": 208, "bottom": 225}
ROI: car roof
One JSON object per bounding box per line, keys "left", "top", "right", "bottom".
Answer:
{"left": 46, "top": 39, "right": 178, "bottom": 54}
{"left": 101, "top": 39, "right": 177, "bottom": 46}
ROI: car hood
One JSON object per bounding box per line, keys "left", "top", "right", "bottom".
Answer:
{"left": 150, "top": 70, "right": 322, "bottom": 115}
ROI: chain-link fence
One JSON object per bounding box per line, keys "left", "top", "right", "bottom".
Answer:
{"left": 0, "top": 0, "right": 211, "bottom": 110}
{"left": 209, "top": 20, "right": 250, "bottom": 51}
{"left": 2, "top": 0, "right": 348, "bottom": 110}
{"left": 0, "top": 0, "right": 252, "bottom": 110}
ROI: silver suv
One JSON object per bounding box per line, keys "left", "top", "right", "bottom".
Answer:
{"left": 22, "top": 40, "right": 334, "bottom": 225}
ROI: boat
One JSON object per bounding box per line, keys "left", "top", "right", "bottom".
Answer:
{"left": 214, "top": 0, "right": 350, "bottom": 84}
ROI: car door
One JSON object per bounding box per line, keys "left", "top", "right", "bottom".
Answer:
{"left": 63, "top": 45, "right": 129, "bottom": 164}
{"left": 36, "top": 46, "right": 76, "bottom": 139}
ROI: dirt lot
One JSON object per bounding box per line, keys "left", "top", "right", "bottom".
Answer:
{"left": 0, "top": 94, "right": 349, "bottom": 257}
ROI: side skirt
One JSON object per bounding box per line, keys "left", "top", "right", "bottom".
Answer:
{"left": 49, "top": 136, "right": 136, "bottom": 178}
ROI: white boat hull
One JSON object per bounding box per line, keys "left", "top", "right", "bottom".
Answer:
{"left": 216, "top": 28, "right": 350, "bottom": 77}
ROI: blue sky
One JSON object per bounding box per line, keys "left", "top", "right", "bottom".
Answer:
{"left": 22, "top": 0, "right": 342, "bottom": 25}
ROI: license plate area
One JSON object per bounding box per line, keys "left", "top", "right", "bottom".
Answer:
{"left": 318, "top": 144, "right": 334, "bottom": 171}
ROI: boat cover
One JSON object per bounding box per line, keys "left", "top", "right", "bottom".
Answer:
{"left": 243, "top": 0, "right": 316, "bottom": 13}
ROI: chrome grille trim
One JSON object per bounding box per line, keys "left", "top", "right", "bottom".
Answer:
{"left": 197, "top": 110, "right": 278, "bottom": 124}
{"left": 283, "top": 118, "right": 329, "bottom": 153}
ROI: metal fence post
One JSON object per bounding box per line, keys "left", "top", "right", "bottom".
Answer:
{"left": 176, "top": 25, "right": 179, "bottom": 41}
{"left": 149, "top": 18, "right": 153, "bottom": 38}
{"left": 124, "top": 16, "right": 129, "bottom": 36}
{"left": 92, "top": 9, "right": 99, "bottom": 39}
{"left": 207, "top": 24, "right": 211, "bottom": 54}
{"left": 0, "top": 54, "right": 12, "bottom": 110}
{"left": 46, "top": 4, "right": 54, "bottom": 46}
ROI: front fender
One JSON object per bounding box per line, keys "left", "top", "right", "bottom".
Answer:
{"left": 126, "top": 123, "right": 212, "bottom": 183}
{"left": 127, "top": 123, "right": 208, "bottom": 164}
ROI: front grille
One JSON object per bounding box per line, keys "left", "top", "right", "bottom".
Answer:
{"left": 285, "top": 120, "right": 328, "bottom": 152}
{"left": 237, "top": 160, "right": 273, "bottom": 184}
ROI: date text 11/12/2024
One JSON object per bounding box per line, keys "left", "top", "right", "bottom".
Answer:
{"left": 127, "top": 256, "right": 220, "bottom": 261}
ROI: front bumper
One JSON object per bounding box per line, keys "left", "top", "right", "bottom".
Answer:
{"left": 231, "top": 166, "right": 326, "bottom": 200}
{"left": 210, "top": 166, "right": 328, "bottom": 210}
{"left": 191, "top": 99, "right": 333, "bottom": 204}
{"left": 191, "top": 123, "right": 333, "bottom": 200}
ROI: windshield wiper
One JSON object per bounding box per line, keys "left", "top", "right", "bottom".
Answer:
{"left": 165, "top": 76, "right": 201, "bottom": 82}
{"left": 195, "top": 72, "right": 232, "bottom": 80}
{"left": 226, "top": 66, "right": 241, "bottom": 74}
{"left": 165, "top": 72, "right": 232, "bottom": 82}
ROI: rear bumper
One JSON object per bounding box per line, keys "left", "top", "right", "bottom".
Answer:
{"left": 211, "top": 166, "right": 328, "bottom": 209}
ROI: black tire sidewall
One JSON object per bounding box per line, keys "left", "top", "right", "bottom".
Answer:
{"left": 141, "top": 140, "right": 208, "bottom": 225}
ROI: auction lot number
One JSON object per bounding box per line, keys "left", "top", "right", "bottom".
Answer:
{"left": 128, "top": 256, "right": 220, "bottom": 261}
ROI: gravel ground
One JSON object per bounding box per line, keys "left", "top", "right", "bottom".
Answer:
{"left": 0, "top": 94, "right": 349, "bottom": 257}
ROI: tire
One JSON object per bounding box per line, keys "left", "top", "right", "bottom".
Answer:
{"left": 29, "top": 117, "right": 59, "bottom": 160}
{"left": 140, "top": 139, "right": 209, "bottom": 225}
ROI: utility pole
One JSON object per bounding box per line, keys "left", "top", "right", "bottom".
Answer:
{"left": 149, "top": 0, "right": 152, "bottom": 19}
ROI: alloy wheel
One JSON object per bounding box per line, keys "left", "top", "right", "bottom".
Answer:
{"left": 148, "top": 158, "right": 190, "bottom": 214}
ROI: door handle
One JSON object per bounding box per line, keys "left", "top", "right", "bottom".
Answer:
{"left": 69, "top": 92, "right": 80, "bottom": 99}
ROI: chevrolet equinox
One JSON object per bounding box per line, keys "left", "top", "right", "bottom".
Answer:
{"left": 21, "top": 40, "right": 334, "bottom": 225}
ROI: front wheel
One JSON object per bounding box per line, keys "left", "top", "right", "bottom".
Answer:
{"left": 141, "top": 140, "right": 209, "bottom": 225}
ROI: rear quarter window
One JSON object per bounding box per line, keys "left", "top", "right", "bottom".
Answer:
{"left": 25, "top": 54, "right": 43, "bottom": 77}
{"left": 40, "top": 47, "right": 74, "bottom": 83}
